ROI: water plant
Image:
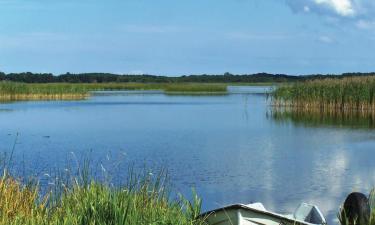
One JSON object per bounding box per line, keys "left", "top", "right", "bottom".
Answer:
{"left": 272, "top": 76, "right": 375, "bottom": 111}
{"left": 0, "top": 167, "right": 205, "bottom": 225}
{"left": 0, "top": 82, "right": 228, "bottom": 101}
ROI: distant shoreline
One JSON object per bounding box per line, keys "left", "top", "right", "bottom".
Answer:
{"left": 1, "top": 72, "right": 375, "bottom": 84}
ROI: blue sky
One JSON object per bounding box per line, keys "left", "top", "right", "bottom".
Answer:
{"left": 0, "top": 0, "right": 375, "bottom": 75}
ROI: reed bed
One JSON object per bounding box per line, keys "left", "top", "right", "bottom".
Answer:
{"left": 0, "top": 83, "right": 89, "bottom": 101}
{"left": 0, "top": 170, "right": 205, "bottom": 225}
{"left": 272, "top": 76, "right": 375, "bottom": 111}
{"left": 0, "top": 82, "right": 228, "bottom": 101}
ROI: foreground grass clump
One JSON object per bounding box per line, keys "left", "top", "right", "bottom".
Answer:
{"left": 0, "top": 171, "right": 205, "bottom": 225}
{"left": 0, "top": 82, "right": 228, "bottom": 101}
{"left": 0, "top": 175, "right": 47, "bottom": 224}
{"left": 272, "top": 76, "right": 375, "bottom": 111}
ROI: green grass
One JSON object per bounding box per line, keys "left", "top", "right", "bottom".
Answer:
{"left": 272, "top": 76, "right": 375, "bottom": 111}
{"left": 0, "top": 82, "right": 228, "bottom": 101}
{"left": 0, "top": 170, "right": 206, "bottom": 225}
{"left": 0, "top": 82, "right": 89, "bottom": 101}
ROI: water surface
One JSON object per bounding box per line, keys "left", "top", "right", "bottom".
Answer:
{"left": 0, "top": 86, "right": 374, "bottom": 224}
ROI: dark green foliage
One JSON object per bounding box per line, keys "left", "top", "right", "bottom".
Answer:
{"left": 0, "top": 72, "right": 302, "bottom": 84}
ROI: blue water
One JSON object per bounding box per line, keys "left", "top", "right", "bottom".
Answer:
{"left": 0, "top": 86, "right": 374, "bottom": 224}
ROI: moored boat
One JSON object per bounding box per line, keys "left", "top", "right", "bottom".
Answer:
{"left": 199, "top": 202, "right": 326, "bottom": 225}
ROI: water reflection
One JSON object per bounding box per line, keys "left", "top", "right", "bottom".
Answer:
{"left": 268, "top": 107, "right": 375, "bottom": 129}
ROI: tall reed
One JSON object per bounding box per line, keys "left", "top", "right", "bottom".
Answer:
{"left": 0, "top": 168, "right": 205, "bottom": 225}
{"left": 0, "top": 82, "right": 228, "bottom": 101}
{"left": 272, "top": 76, "right": 375, "bottom": 111}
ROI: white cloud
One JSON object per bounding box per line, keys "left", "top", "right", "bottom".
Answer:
{"left": 120, "top": 25, "right": 184, "bottom": 34}
{"left": 314, "top": 0, "right": 355, "bottom": 16}
{"left": 317, "top": 35, "right": 334, "bottom": 43}
{"left": 285, "top": 0, "right": 375, "bottom": 30}
{"left": 0, "top": 32, "right": 70, "bottom": 49}
{"left": 356, "top": 19, "right": 375, "bottom": 29}
{"left": 128, "top": 70, "right": 144, "bottom": 75}
{"left": 226, "top": 32, "right": 292, "bottom": 40}
{"left": 285, "top": 0, "right": 375, "bottom": 18}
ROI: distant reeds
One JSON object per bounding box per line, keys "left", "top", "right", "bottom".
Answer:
{"left": 0, "top": 82, "right": 89, "bottom": 101}
{"left": 0, "top": 82, "right": 228, "bottom": 101}
{"left": 163, "top": 83, "right": 227, "bottom": 93}
{"left": 272, "top": 76, "right": 375, "bottom": 111}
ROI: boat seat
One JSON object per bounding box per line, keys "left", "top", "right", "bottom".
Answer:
{"left": 294, "top": 203, "right": 325, "bottom": 224}
{"left": 245, "top": 202, "right": 266, "bottom": 211}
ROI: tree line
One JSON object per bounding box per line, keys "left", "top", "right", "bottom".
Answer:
{"left": 0, "top": 71, "right": 374, "bottom": 83}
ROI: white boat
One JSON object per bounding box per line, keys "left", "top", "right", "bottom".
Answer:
{"left": 200, "top": 202, "right": 326, "bottom": 225}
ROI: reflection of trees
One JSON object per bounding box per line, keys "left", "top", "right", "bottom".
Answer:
{"left": 268, "top": 107, "right": 375, "bottom": 129}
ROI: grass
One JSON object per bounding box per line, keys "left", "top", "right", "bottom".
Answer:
{"left": 272, "top": 76, "right": 375, "bottom": 111}
{"left": 0, "top": 169, "right": 206, "bottom": 225}
{"left": 0, "top": 82, "right": 228, "bottom": 101}
{"left": 0, "top": 83, "right": 89, "bottom": 101}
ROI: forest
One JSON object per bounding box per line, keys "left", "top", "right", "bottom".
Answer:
{"left": 1, "top": 71, "right": 374, "bottom": 83}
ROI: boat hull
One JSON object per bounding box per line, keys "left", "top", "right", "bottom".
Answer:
{"left": 201, "top": 204, "right": 319, "bottom": 225}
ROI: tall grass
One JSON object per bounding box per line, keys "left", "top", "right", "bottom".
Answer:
{"left": 0, "top": 168, "right": 205, "bottom": 225}
{"left": 0, "top": 82, "right": 228, "bottom": 101}
{"left": 0, "top": 82, "right": 89, "bottom": 101}
{"left": 272, "top": 76, "right": 375, "bottom": 111}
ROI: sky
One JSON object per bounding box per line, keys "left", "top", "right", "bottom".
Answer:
{"left": 0, "top": 0, "right": 375, "bottom": 75}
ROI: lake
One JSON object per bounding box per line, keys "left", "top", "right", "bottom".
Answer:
{"left": 0, "top": 86, "right": 374, "bottom": 224}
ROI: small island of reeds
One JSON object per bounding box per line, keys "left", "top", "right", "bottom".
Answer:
{"left": 0, "top": 82, "right": 228, "bottom": 101}
{"left": 272, "top": 76, "right": 375, "bottom": 111}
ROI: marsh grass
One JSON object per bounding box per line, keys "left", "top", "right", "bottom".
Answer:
{"left": 0, "top": 82, "right": 228, "bottom": 101}
{"left": 0, "top": 164, "right": 206, "bottom": 225}
{"left": 272, "top": 76, "right": 375, "bottom": 111}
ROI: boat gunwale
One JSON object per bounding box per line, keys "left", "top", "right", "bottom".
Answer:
{"left": 198, "top": 204, "right": 322, "bottom": 225}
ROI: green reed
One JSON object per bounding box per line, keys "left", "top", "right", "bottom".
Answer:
{"left": 0, "top": 169, "right": 205, "bottom": 225}
{"left": 0, "top": 82, "right": 228, "bottom": 101}
{"left": 272, "top": 76, "right": 375, "bottom": 111}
